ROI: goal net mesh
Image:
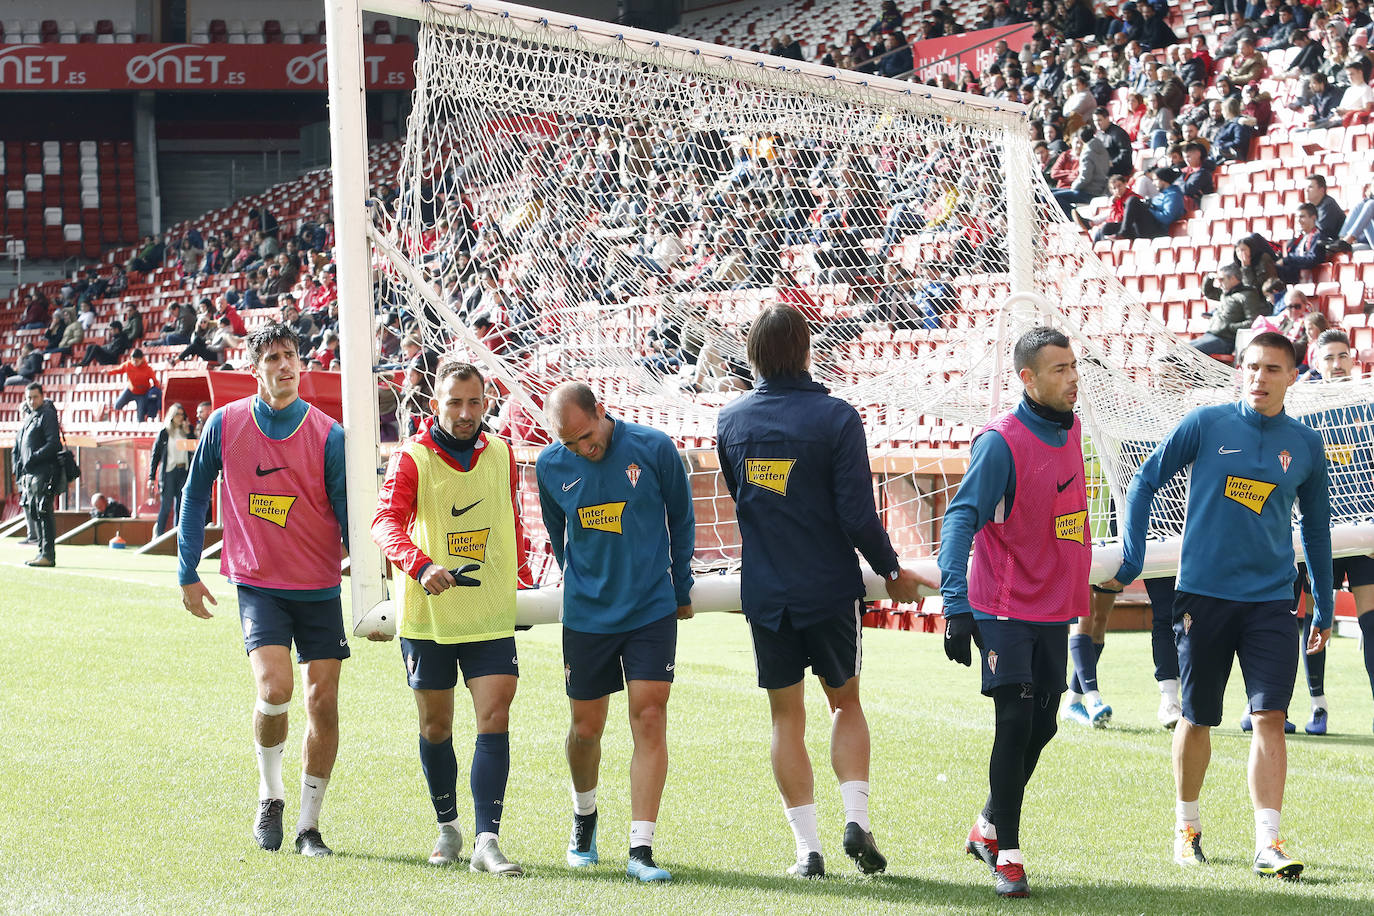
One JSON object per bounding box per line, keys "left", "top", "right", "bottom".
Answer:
{"left": 363, "top": 0, "right": 1374, "bottom": 599}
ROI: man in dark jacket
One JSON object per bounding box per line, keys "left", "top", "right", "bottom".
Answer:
{"left": 1, "top": 342, "right": 44, "bottom": 386}
{"left": 90, "top": 492, "right": 131, "bottom": 519}
{"left": 715, "top": 305, "right": 929, "bottom": 879}
{"left": 1093, "top": 108, "right": 1136, "bottom": 177}
{"left": 1193, "top": 263, "right": 1269, "bottom": 355}
{"left": 78, "top": 320, "right": 131, "bottom": 367}
{"left": 15, "top": 383, "right": 60, "bottom": 566}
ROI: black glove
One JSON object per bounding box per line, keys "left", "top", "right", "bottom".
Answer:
{"left": 944, "top": 613, "right": 976, "bottom": 666}
{"left": 448, "top": 563, "right": 482, "bottom": 587}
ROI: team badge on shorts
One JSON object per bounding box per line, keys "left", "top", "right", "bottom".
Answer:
{"left": 987, "top": 650, "right": 998, "bottom": 674}
{"left": 1278, "top": 449, "right": 1292, "bottom": 473}
{"left": 1182, "top": 613, "right": 1192, "bottom": 634}
{"left": 406, "top": 653, "right": 417, "bottom": 675}
{"left": 626, "top": 463, "right": 641, "bottom": 487}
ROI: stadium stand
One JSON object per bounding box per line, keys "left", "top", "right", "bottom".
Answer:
{"left": 1, "top": 0, "right": 1372, "bottom": 570}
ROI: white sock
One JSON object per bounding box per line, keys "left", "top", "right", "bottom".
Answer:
{"left": 298, "top": 774, "right": 329, "bottom": 832}
{"left": 475, "top": 830, "right": 497, "bottom": 849}
{"left": 996, "top": 848, "right": 1023, "bottom": 866}
{"left": 572, "top": 786, "right": 597, "bottom": 816}
{"left": 785, "top": 803, "right": 822, "bottom": 860}
{"left": 255, "top": 741, "right": 286, "bottom": 801}
{"left": 1255, "top": 808, "right": 1281, "bottom": 852}
{"left": 1311, "top": 694, "right": 1328, "bottom": 711}
{"left": 977, "top": 813, "right": 997, "bottom": 840}
{"left": 1065, "top": 690, "right": 1083, "bottom": 705}
{"left": 1176, "top": 799, "right": 1201, "bottom": 831}
{"left": 839, "top": 780, "right": 871, "bottom": 832}
{"left": 630, "top": 820, "right": 656, "bottom": 850}
{"left": 1159, "top": 678, "right": 1180, "bottom": 700}
{"left": 1085, "top": 689, "right": 1103, "bottom": 707}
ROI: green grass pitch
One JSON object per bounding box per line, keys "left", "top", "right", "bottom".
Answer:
{"left": 2, "top": 540, "right": 1374, "bottom": 914}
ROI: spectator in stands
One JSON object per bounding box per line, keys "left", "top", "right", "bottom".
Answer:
{"left": 43, "top": 309, "right": 82, "bottom": 366}
{"left": 848, "top": 34, "right": 875, "bottom": 73}
{"left": 89, "top": 492, "right": 131, "bottom": 519}
{"left": 879, "top": 32, "right": 913, "bottom": 77}
{"left": 1240, "top": 81, "right": 1275, "bottom": 133}
{"left": 1063, "top": 74, "right": 1099, "bottom": 133}
{"left": 1180, "top": 142, "right": 1216, "bottom": 202}
{"left": 1195, "top": 262, "right": 1269, "bottom": 354}
{"left": 1140, "top": 92, "right": 1177, "bottom": 147}
{"left": 1110, "top": 166, "right": 1185, "bottom": 239}
{"left": 214, "top": 291, "right": 248, "bottom": 337}
{"left": 198, "top": 237, "right": 225, "bottom": 277}
{"left": 1034, "top": 140, "right": 1057, "bottom": 185}
{"left": 1218, "top": 12, "right": 1260, "bottom": 58}
{"left": 229, "top": 236, "right": 256, "bottom": 273}
{"left": 18, "top": 293, "right": 49, "bottom": 331}
{"left": 1178, "top": 81, "right": 1212, "bottom": 129}
{"left": 1062, "top": 0, "right": 1099, "bottom": 39}
{"left": 1074, "top": 173, "right": 1142, "bottom": 240}
{"left": 15, "top": 383, "right": 59, "bottom": 567}
{"left": 1302, "top": 71, "right": 1349, "bottom": 124}
{"left": 262, "top": 262, "right": 286, "bottom": 309}
{"left": 248, "top": 206, "right": 279, "bottom": 239}
{"left": 310, "top": 330, "right": 340, "bottom": 370}
{"left": 1138, "top": 0, "right": 1179, "bottom": 48}
{"left": 1335, "top": 57, "right": 1374, "bottom": 123}
{"left": 103, "top": 349, "right": 162, "bottom": 422}
{"left": 156, "top": 301, "right": 195, "bottom": 347}
{"left": 177, "top": 315, "right": 240, "bottom": 367}
{"left": 1053, "top": 126, "right": 1111, "bottom": 213}
{"left": 1279, "top": 28, "right": 1325, "bottom": 76}
{"left": 1276, "top": 202, "right": 1330, "bottom": 280}
{"left": 1, "top": 342, "right": 43, "bottom": 386}
{"left": 78, "top": 320, "right": 130, "bottom": 367}
{"left": 282, "top": 302, "right": 317, "bottom": 344}
{"left": 1326, "top": 180, "right": 1374, "bottom": 252}
{"left": 76, "top": 300, "right": 97, "bottom": 335}
{"left": 149, "top": 402, "right": 192, "bottom": 536}
{"left": 121, "top": 302, "right": 144, "bottom": 344}
{"left": 1263, "top": 277, "right": 1289, "bottom": 313}
{"left": 39, "top": 310, "right": 67, "bottom": 354}
{"left": 1306, "top": 174, "right": 1346, "bottom": 238}
{"left": 869, "top": 0, "right": 905, "bottom": 35}
{"left": 192, "top": 400, "right": 213, "bottom": 437}
{"left": 1265, "top": 3, "right": 1301, "bottom": 45}
{"left": 1293, "top": 311, "right": 1331, "bottom": 368}
{"left": 127, "top": 235, "right": 165, "bottom": 274}
{"left": 1320, "top": 36, "right": 1351, "bottom": 87}
{"left": 1234, "top": 234, "right": 1280, "bottom": 288}
{"left": 276, "top": 251, "right": 300, "bottom": 288}
{"left": 176, "top": 239, "right": 203, "bottom": 277}
{"left": 1212, "top": 97, "right": 1256, "bottom": 160}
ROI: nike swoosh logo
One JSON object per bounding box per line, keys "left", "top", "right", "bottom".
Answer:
{"left": 562, "top": 478, "right": 581, "bottom": 491}
{"left": 1057, "top": 474, "right": 1076, "bottom": 493}
{"left": 451, "top": 499, "right": 482, "bottom": 517}
{"left": 665, "top": 663, "right": 675, "bottom": 671}
{"left": 1219, "top": 447, "right": 1241, "bottom": 455}
{"left": 255, "top": 464, "right": 288, "bottom": 476}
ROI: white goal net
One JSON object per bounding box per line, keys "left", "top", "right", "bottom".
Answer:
{"left": 329, "top": 0, "right": 1374, "bottom": 631}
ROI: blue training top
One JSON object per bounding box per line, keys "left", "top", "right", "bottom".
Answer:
{"left": 536, "top": 416, "right": 694, "bottom": 634}
{"left": 1114, "top": 401, "right": 1334, "bottom": 629}
{"left": 177, "top": 396, "right": 348, "bottom": 599}
{"left": 938, "top": 397, "right": 1070, "bottom": 623}
{"left": 1300, "top": 397, "right": 1374, "bottom": 520}
{"left": 716, "top": 373, "right": 900, "bottom": 630}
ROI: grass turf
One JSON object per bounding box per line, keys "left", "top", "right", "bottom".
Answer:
{"left": 2, "top": 540, "right": 1374, "bottom": 914}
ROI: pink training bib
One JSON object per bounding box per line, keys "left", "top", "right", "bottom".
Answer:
{"left": 219, "top": 397, "right": 342, "bottom": 590}
{"left": 968, "top": 412, "right": 1091, "bottom": 623}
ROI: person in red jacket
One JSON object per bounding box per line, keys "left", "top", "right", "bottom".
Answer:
{"left": 103, "top": 348, "right": 162, "bottom": 421}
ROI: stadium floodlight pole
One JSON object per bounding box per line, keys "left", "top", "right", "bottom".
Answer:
{"left": 326, "top": 0, "right": 390, "bottom": 629}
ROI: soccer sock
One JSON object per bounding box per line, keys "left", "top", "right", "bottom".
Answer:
{"left": 255, "top": 741, "right": 286, "bottom": 801}
{"left": 298, "top": 774, "right": 329, "bottom": 833}
{"left": 629, "top": 820, "right": 656, "bottom": 859}
{"left": 470, "top": 732, "right": 509, "bottom": 837}
{"left": 785, "top": 803, "right": 822, "bottom": 860}
{"left": 1176, "top": 799, "right": 1201, "bottom": 831}
{"left": 996, "top": 848, "right": 1024, "bottom": 867}
{"left": 976, "top": 811, "right": 998, "bottom": 840}
{"left": 1360, "top": 613, "right": 1374, "bottom": 698}
{"left": 1069, "top": 634, "right": 1097, "bottom": 694}
{"left": 419, "top": 735, "right": 460, "bottom": 826}
{"left": 571, "top": 786, "right": 597, "bottom": 816}
{"left": 839, "top": 780, "right": 871, "bottom": 832}
{"left": 1158, "top": 678, "right": 1181, "bottom": 700}
{"left": 1302, "top": 614, "right": 1326, "bottom": 697}
{"left": 1255, "top": 807, "right": 1281, "bottom": 852}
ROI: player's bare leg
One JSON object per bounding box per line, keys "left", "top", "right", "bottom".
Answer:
{"left": 468, "top": 674, "right": 521, "bottom": 875}
{"left": 565, "top": 696, "right": 609, "bottom": 867}
{"left": 248, "top": 645, "right": 293, "bottom": 851}
{"left": 767, "top": 681, "right": 824, "bottom": 877}
{"left": 1172, "top": 719, "right": 1211, "bottom": 866}
{"left": 1248, "top": 709, "right": 1302, "bottom": 878}
{"left": 821, "top": 675, "right": 885, "bottom": 874}
{"left": 294, "top": 657, "right": 340, "bottom": 856}
{"left": 624, "top": 679, "right": 673, "bottom": 881}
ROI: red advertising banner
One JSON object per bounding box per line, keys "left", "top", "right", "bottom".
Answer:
{"left": 907, "top": 23, "right": 1036, "bottom": 82}
{"left": 0, "top": 42, "right": 415, "bottom": 91}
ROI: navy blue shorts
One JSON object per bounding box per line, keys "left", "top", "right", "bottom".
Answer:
{"left": 401, "top": 636, "right": 519, "bottom": 691}
{"left": 1297, "top": 555, "right": 1374, "bottom": 597}
{"left": 975, "top": 617, "right": 1069, "bottom": 697}
{"left": 749, "top": 601, "right": 863, "bottom": 690}
{"left": 562, "top": 612, "right": 676, "bottom": 701}
{"left": 237, "top": 586, "right": 350, "bottom": 664}
{"left": 1174, "top": 591, "right": 1297, "bottom": 727}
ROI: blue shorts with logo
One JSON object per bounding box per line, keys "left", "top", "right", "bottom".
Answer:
{"left": 237, "top": 585, "right": 350, "bottom": 664}
{"left": 975, "top": 617, "right": 1069, "bottom": 697}
{"left": 749, "top": 601, "right": 863, "bottom": 690}
{"left": 400, "top": 636, "right": 518, "bottom": 690}
{"left": 562, "top": 611, "right": 677, "bottom": 700}
{"left": 1174, "top": 590, "right": 1297, "bottom": 727}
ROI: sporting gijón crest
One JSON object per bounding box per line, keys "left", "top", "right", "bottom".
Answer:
{"left": 1278, "top": 450, "right": 1292, "bottom": 473}
{"left": 625, "top": 463, "right": 641, "bottom": 487}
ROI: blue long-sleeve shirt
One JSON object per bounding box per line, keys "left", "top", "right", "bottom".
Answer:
{"left": 536, "top": 417, "right": 694, "bottom": 633}
{"left": 1149, "top": 183, "right": 1185, "bottom": 227}
{"left": 1300, "top": 397, "right": 1374, "bottom": 519}
{"left": 1114, "top": 402, "right": 1334, "bottom": 628}
{"left": 177, "top": 396, "right": 348, "bottom": 599}
{"left": 716, "top": 373, "right": 900, "bottom": 629}
{"left": 938, "top": 398, "right": 1067, "bottom": 622}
